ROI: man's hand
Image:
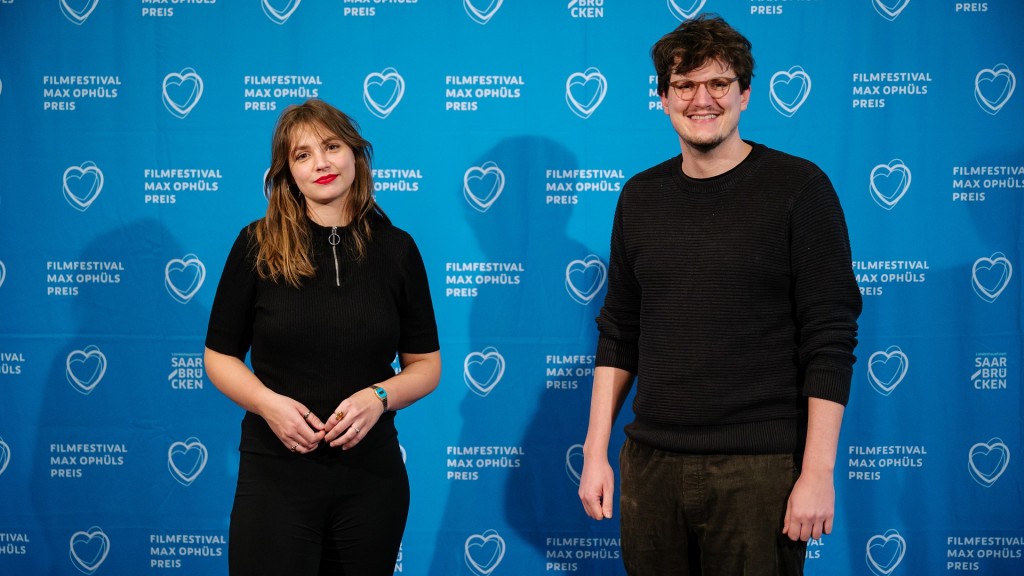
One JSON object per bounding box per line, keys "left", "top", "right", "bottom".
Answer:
{"left": 579, "top": 455, "right": 615, "bottom": 520}
{"left": 782, "top": 468, "right": 834, "bottom": 541}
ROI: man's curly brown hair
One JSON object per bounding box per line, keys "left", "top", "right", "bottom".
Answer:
{"left": 651, "top": 14, "right": 755, "bottom": 97}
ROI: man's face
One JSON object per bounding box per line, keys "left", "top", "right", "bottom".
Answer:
{"left": 660, "top": 60, "right": 750, "bottom": 154}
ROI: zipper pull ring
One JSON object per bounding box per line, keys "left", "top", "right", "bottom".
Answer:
{"left": 329, "top": 227, "right": 341, "bottom": 246}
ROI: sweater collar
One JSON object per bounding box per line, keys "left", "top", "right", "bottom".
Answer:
{"left": 306, "top": 214, "right": 352, "bottom": 236}
{"left": 672, "top": 141, "right": 765, "bottom": 195}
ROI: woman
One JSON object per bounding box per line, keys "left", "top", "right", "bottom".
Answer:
{"left": 205, "top": 99, "right": 441, "bottom": 575}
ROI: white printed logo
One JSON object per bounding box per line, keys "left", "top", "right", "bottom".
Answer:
{"left": 464, "top": 347, "right": 505, "bottom": 397}
{"left": 565, "top": 255, "right": 607, "bottom": 305}
{"left": 167, "top": 437, "right": 208, "bottom": 486}
{"left": 769, "top": 66, "right": 812, "bottom": 117}
{"left": 465, "top": 529, "right": 506, "bottom": 576}
{"left": 566, "top": 67, "right": 608, "bottom": 119}
{"left": 463, "top": 161, "right": 505, "bottom": 212}
{"left": 69, "top": 526, "right": 110, "bottom": 575}
{"left": 363, "top": 68, "right": 405, "bottom": 119}
{"left": 971, "top": 252, "right": 1012, "bottom": 303}
{"left": 400, "top": 444, "right": 407, "bottom": 463}
{"left": 867, "top": 346, "right": 908, "bottom": 396}
{"left": 60, "top": 0, "right": 100, "bottom": 25}
{"left": 975, "top": 64, "right": 1016, "bottom": 115}
{"left": 667, "top": 0, "right": 706, "bottom": 21}
{"left": 0, "top": 437, "right": 10, "bottom": 478}
{"left": 869, "top": 159, "right": 911, "bottom": 210}
{"left": 968, "top": 438, "right": 1010, "bottom": 487}
{"left": 866, "top": 529, "right": 906, "bottom": 576}
{"left": 63, "top": 161, "right": 104, "bottom": 212}
{"left": 0, "top": 260, "right": 6, "bottom": 289}
{"left": 66, "top": 345, "right": 107, "bottom": 395}
{"left": 262, "top": 0, "right": 301, "bottom": 24}
{"left": 0, "top": 78, "right": 4, "bottom": 97}
{"left": 565, "top": 444, "right": 584, "bottom": 486}
{"left": 872, "top": 0, "right": 911, "bottom": 21}
{"left": 165, "top": 254, "right": 206, "bottom": 304}
{"left": 162, "top": 68, "right": 204, "bottom": 119}
{"left": 463, "top": 0, "right": 503, "bottom": 25}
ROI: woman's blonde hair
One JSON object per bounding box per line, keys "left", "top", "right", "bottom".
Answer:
{"left": 254, "top": 99, "right": 383, "bottom": 287}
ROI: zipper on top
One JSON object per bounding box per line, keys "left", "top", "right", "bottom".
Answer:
{"left": 328, "top": 227, "right": 341, "bottom": 286}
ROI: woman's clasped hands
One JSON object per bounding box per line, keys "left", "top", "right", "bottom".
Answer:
{"left": 262, "top": 387, "right": 387, "bottom": 453}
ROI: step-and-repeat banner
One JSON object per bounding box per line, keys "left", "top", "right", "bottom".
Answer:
{"left": 1, "top": 1, "right": 1021, "bottom": 575}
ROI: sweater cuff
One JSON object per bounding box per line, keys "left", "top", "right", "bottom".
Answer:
{"left": 595, "top": 335, "right": 639, "bottom": 374}
{"left": 803, "top": 365, "right": 853, "bottom": 406}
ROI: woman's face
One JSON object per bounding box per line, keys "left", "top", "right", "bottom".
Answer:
{"left": 287, "top": 123, "right": 356, "bottom": 218}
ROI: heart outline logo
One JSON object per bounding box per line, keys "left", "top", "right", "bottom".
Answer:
{"left": 0, "top": 260, "right": 6, "bottom": 289}
{"left": 872, "top": 0, "right": 911, "bottom": 21}
{"left": 566, "top": 67, "right": 608, "bottom": 119}
{"left": 464, "top": 529, "right": 506, "bottom": 576}
{"left": 63, "top": 161, "right": 104, "bottom": 212}
{"left": 565, "top": 255, "right": 607, "bottom": 305}
{"left": 69, "top": 526, "right": 110, "bottom": 575}
{"left": 463, "top": 347, "right": 505, "bottom": 397}
{"left": 769, "top": 66, "right": 812, "bottom": 117}
{"left": 0, "top": 437, "right": 10, "bottom": 478}
{"left": 363, "top": 68, "right": 405, "bottom": 119}
{"left": 261, "top": 0, "right": 301, "bottom": 24}
{"left": 168, "top": 437, "right": 208, "bottom": 486}
{"left": 463, "top": 161, "right": 505, "bottom": 213}
{"left": 666, "top": 0, "right": 706, "bottom": 21}
{"left": 565, "top": 444, "right": 584, "bottom": 486}
{"left": 463, "top": 0, "right": 504, "bottom": 25}
{"left": 66, "top": 345, "right": 107, "bottom": 395}
{"left": 165, "top": 254, "right": 206, "bottom": 304}
{"left": 974, "top": 64, "right": 1016, "bottom": 115}
{"left": 867, "top": 346, "right": 908, "bottom": 396}
{"left": 869, "top": 159, "right": 912, "bottom": 210}
{"left": 971, "top": 252, "right": 1012, "bottom": 303}
{"left": 968, "top": 438, "right": 1010, "bottom": 487}
{"left": 60, "top": 0, "right": 100, "bottom": 25}
{"left": 865, "top": 529, "right": 906, "bottom": 576}
{"left": 162, "top": 68, "right": 204, "bottom": 119}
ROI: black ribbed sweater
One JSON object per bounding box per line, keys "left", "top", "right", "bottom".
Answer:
{"left": 206, "top": 215, "right": 439, "bottom": 457}
{"left": 595, "top": 142, "right": 862, "bottom": 455}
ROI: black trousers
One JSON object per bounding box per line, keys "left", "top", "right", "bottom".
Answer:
{"left": 228, "top": 441, "right": 409, "bottom": 576}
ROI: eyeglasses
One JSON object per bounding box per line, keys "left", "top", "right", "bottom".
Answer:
{"left": 669, "top": 77, "right": 739, "bottom": 100}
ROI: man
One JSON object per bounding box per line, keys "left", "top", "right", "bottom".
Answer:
{"left": 578, "top": 14, "right": 862, "bottom": 575}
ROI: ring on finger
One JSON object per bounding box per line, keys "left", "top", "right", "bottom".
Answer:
{"left": 290, "top": 443, "right": 298, "bottom": 451}
{"left": 303, "top": 410, "right": 312, "bottom": 420}
{"left": 334, "top": 411, "right": 344, "bottom": 421}
{"left": 353, "top": 426, "right": 361, "bottom": 434}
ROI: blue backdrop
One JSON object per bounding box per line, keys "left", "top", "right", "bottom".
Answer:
{"left": 1, "top": 1, "right": 1022, "bottom": 575}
